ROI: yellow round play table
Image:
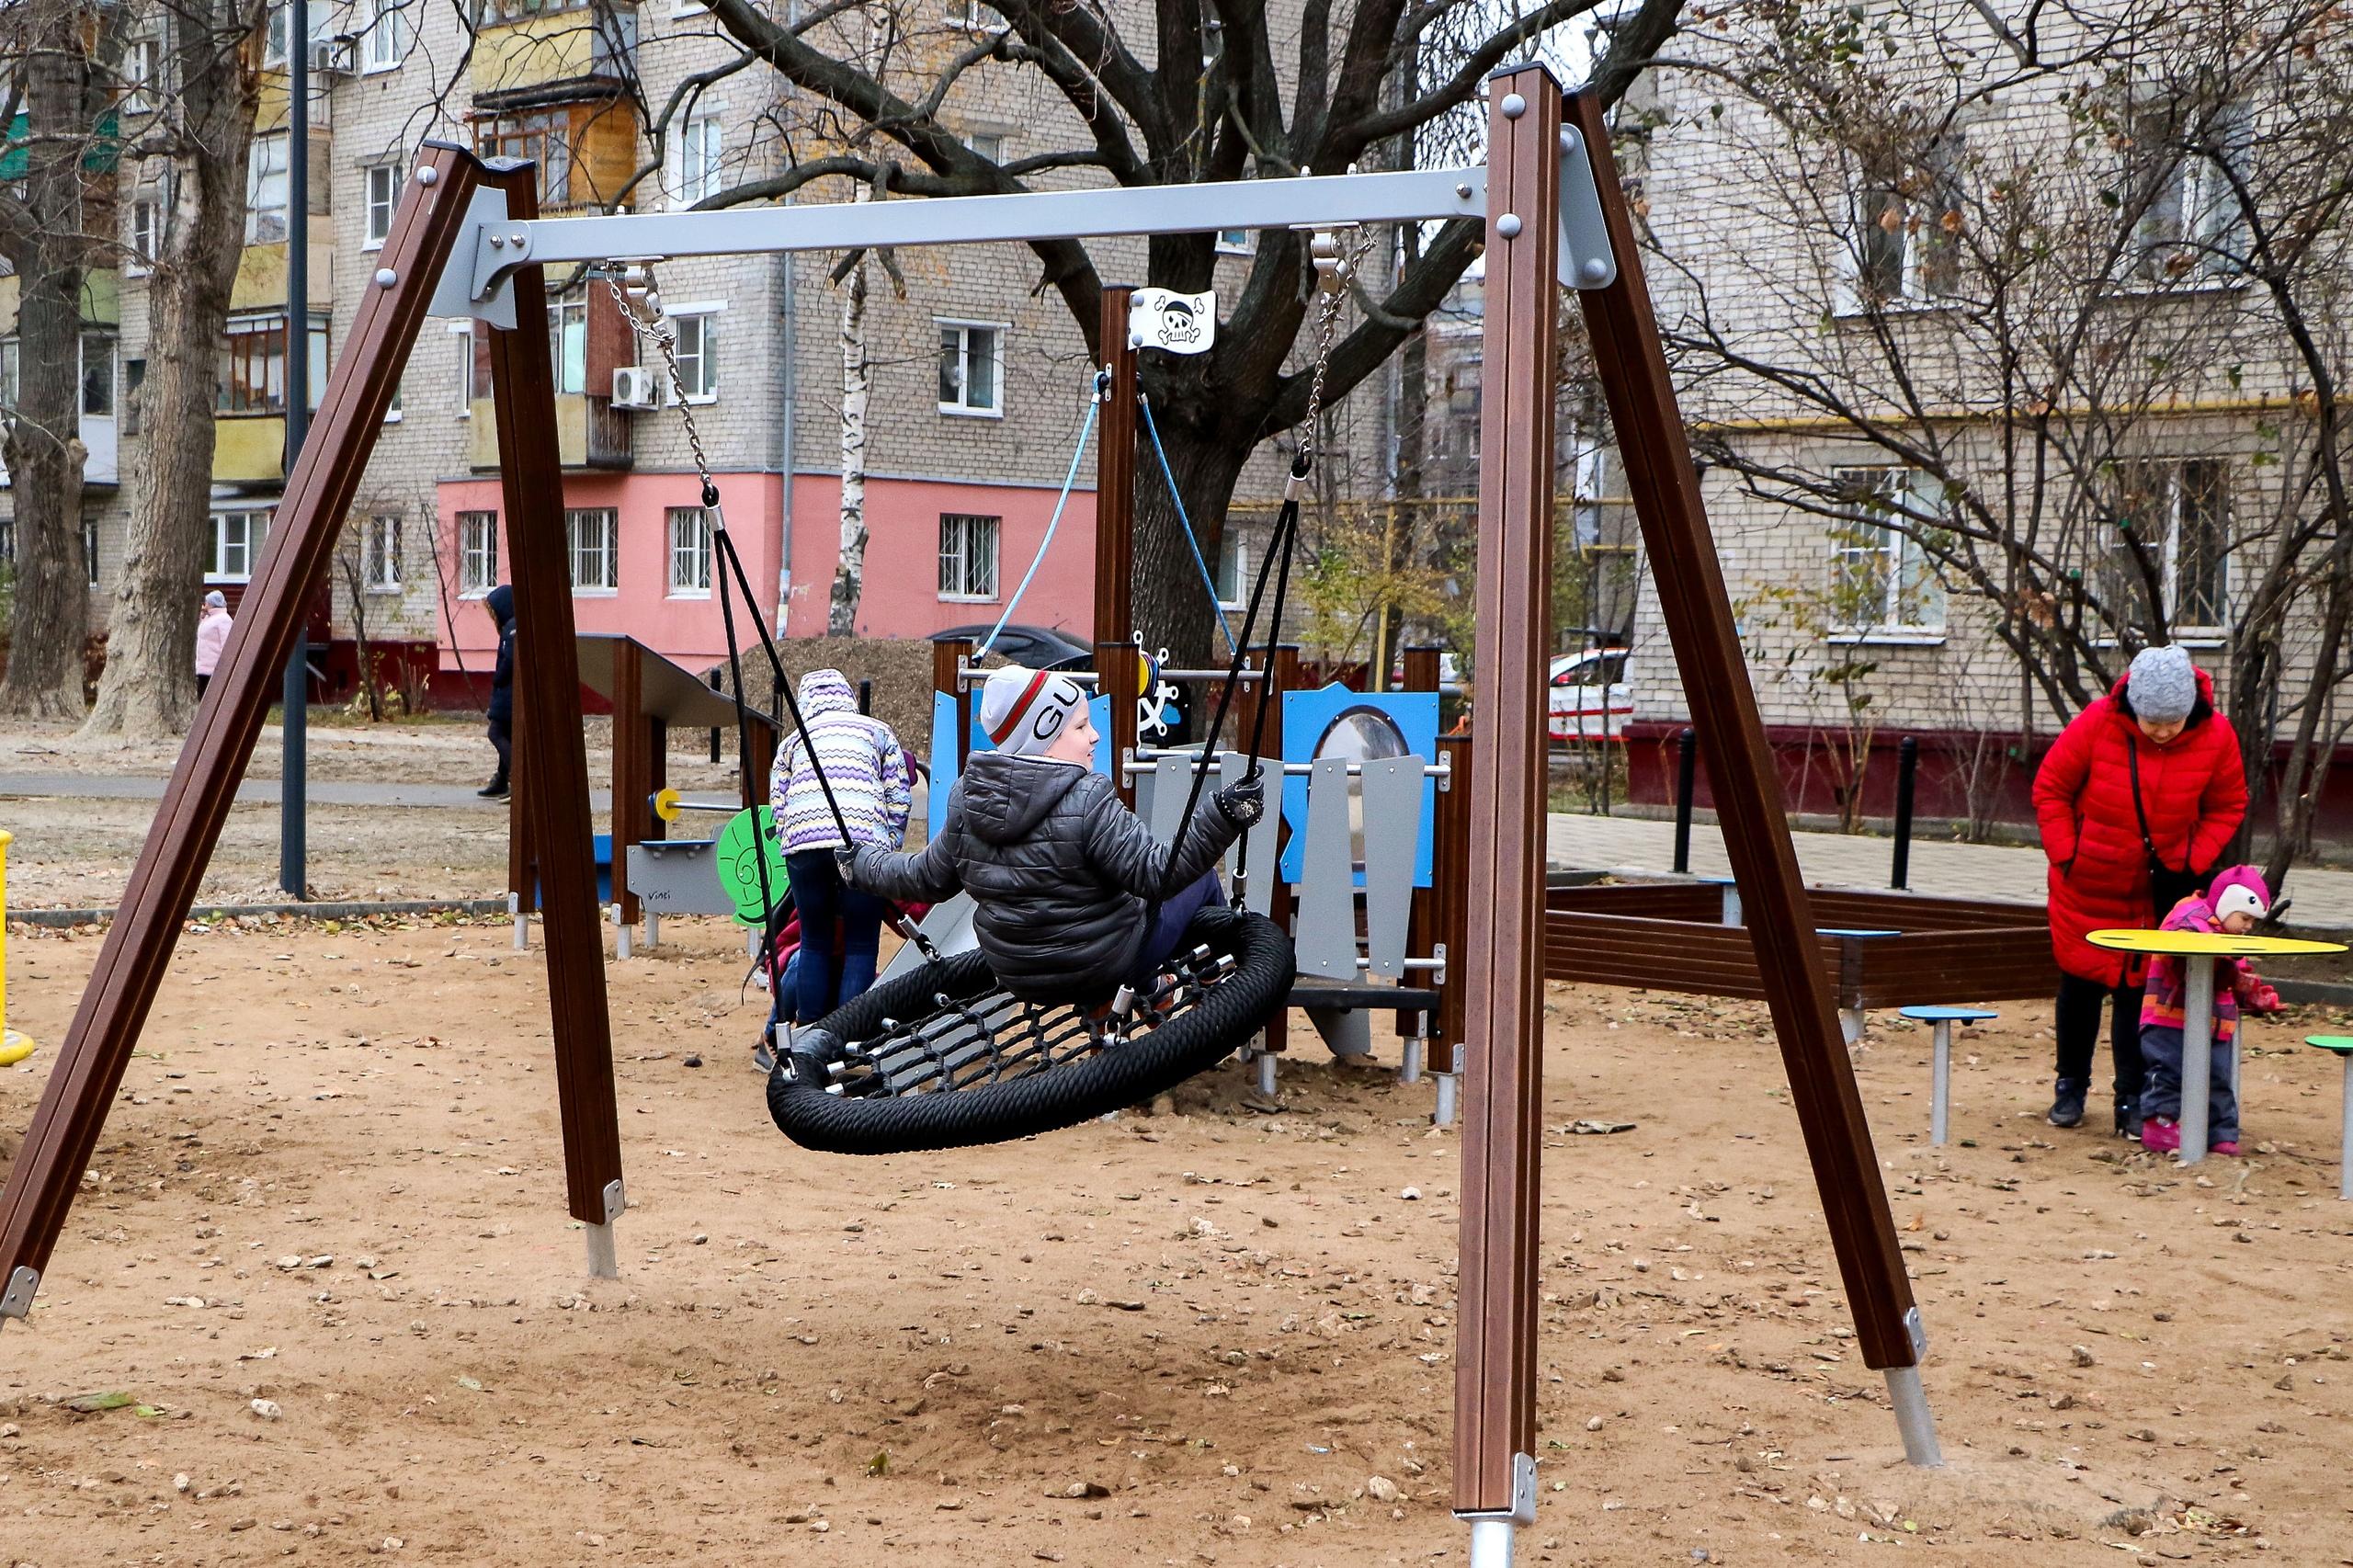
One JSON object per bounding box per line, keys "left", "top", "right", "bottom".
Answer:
{"left": 2089, "top": 928, "right": 2347, "bottom": 1164}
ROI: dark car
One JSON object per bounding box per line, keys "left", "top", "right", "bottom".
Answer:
{"left": 929, "top": 623, "right": 1093, "bottom": 671}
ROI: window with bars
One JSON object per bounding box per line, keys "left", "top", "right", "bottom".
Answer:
{"left": 566, "top": 507, "right": 619, "bottom": 592}
{"left": 666, "top": 506, "right": 712, "bottom": 597}
{"left": 937, "top": 321, "right": 1004, "bottom": 415}
{"left": 938, "top": 513, "right": 1000, "bottom": 600}
{"left": 459, "top": 510, "right": 499, "bottom": 596}
{"left": 362, "top": 515, "right": 403, "bottom": 591}
{"left": 210, "top": 510, "right": 270, "bottom": 582}
{"left": 2098, "top": 460, "right": 2230, "bottom": 636}
{"left": 364, "top": 164, "right": 398, "bottom": 249}
{"left": 1827, "top": 466, "right": 1949, "bottom": 632}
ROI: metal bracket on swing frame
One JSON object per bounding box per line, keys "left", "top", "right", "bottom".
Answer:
{"left": 437, "top": 142, "right": 1620, "bottom": 324}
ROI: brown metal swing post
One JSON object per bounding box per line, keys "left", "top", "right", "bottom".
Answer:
{"left": 1561, "top": 90, "right": 1935, "bottom": 1453}
{"left": 0, "top": 143, "right": 533, "bottom": 1326}
{"left": 480, "top": 161, "right": 630, "bottom": 1275}
{"left": 1095, "top": 284, "right": 1140, "bottom": 805}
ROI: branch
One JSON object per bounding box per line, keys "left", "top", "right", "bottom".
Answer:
{"left": 1258, "top": 215, "right": 1481, "bottom": 436}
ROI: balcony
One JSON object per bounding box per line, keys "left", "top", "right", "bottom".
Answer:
{"left": 472, "top": 0, "right": 638, "bottom": 107}
{"left": 469, "top": 392, "right": 634, "bottom": 472}
{"left": 214, "top": 416, "right": 289, "bottom": 486}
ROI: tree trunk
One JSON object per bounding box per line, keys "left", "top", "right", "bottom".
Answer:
{"left": 82, "top": 0, "right": 257, "bottom": 737}
{"left": 0, "top": 0, "right": 97, "bottom": 720}
{"left": 828, "top": 254, "right": 870, "bottom": 637}
{"left": 1131, "top": 423, "right": 1251, "bottom": 667}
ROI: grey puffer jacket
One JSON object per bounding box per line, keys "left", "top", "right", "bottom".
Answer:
{"left": 847, "top": 750, "right": 1242, "bottom": 1000}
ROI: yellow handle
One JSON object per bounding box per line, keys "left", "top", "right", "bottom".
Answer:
{"left": 653, "top": 787, "right": 682, "bottom": 824}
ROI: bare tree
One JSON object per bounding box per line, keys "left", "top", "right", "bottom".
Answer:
{"left": 0, "top": 0, "right": 131, "bottom": 718}
{"left": 1649, "top": 0, "right": 2353, "bottom": 885}
{"left": 81, "top": 0, "right": 265, "bottom": 737}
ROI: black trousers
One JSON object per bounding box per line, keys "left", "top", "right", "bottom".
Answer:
{"left": 487, "top": 713, "right": 512, "bottom": 783}
{"left": 2055, "top": 971, "right": 2143, "bottom": 1100}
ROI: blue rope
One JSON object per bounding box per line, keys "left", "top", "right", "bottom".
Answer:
{"left": 1138, "top": 392, "right": 1238, "bottom": 653}
{"left": 977, "top": 387, "right": 1099, "bottom": 659}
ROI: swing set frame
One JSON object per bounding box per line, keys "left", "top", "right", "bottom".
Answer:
{"left": 0, "top": 62, "right": 1939, "bottom": 1564}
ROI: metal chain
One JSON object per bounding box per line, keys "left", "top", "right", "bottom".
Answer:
{"left": 602, "top": 264, "right": 723, "bottom": 515}
{"left": 1300, "top": 223, "right": 1377, "bottom": 468}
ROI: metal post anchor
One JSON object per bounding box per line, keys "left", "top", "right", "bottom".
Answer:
{"left": 0, "top": 1264, "right": 39, "bottom": 1327}
{"left": 1883, "top": 1364, "right": 1945, "bottom": 1466}
{"left": 510, "top": 890, "right": 527, "bottom": 950}
{"left": 1461, "top": 1451, "right": 1537, "bottom": 1567}
{"left": 583, "top": 1178, "right": 626, "bottom": 1278}
{"left": 1433, "top": 1072, "right": 1460, "bottom": 1127}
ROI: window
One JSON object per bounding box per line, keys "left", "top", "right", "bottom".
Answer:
{"left": 265, "top": 1, "right": 288, "bottom": 66}
{"left": 218, "top": 312, "right": 328, "bottom": 415}
{"left": 210, "top": 509, "right": 270, "bottom": 582}
{"left": 937, "top": 322, "right": 1003, "bottom": 415}
{"left": 454, "top": 321, "right": 489, "bottom": 414}
{"left": 666, "top": 506, "right": 711, "bottom": 597}
{"left": 0, "top": 518, "right": 13, "bottom": 561}
{"left": 362, "top": 0, "right": 410, "bottom": 71}
{"left": 1827, "top": 466, "right": 1948, "bottom": 632}
{"left": 1851, "top": 138, "right": 1964, "bottom": 304}
{"left": 1212, "top": 535, "right": 1248, "bottom": 610}
{"left": 459, "top": 510, "right": 499, "bottom": 596}
{"left": 0, "top": 338, "right": 14, "bottom": 412}
{"left": 84, "top": 516, "right": 97, "bottom": 586}
{"left": 122, "top": 358, "right": 144, "bottom": 437}
{"left": 476, "top": 111, "right": 574, "bottom": 210}
{"left": 2130, "top": 101, "right": 2251, "bottom": 281}
{"left": 247, "top": 132, "right": 289, "bottom": 244}
{"left": 81, "top": 333, "right": 115, "bottom": 417}
{"left": 362, "top": 514, "right": 402, "bottom": 591}
{"left": 676, "top": 114, "right": 723, "bottom": 207}
{"left": 938, "top": 513, "right": 1000, "bottom": 600}
{"left": 384, "top": 378, "right": 403, "bottom": 423}
{"left": 945, "top": 0, "right": 1007, "bottom": 28}
{"left": 669, "top": 311, "right": 717, "bottom": 402}
{"left": 963, "top": 129, "right": 1005, "bottom": 164}
{"left": 364, "top": 163, "right": 398, "bottom": 249}
{"left": 1214, "top": 227, "right": 1254, "bottom": 256}
{"left": 129, "top": 187, "right": 165, "bottom": 270}
{"left": 2100, "top": 460, "right": 2230, "bottom": 636}
{"left": 547, "top": 295, "right": 586, "bottom": 395}
{"left": 565, "top": 507, "right": 619, "bottom": 592}
{"left": 124, "top": 31, "right": 163, "bottom": 114}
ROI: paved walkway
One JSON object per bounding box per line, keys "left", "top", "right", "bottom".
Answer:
{"left": 0, "top": 772, "right": 609, "bottom": 811}
{"left": 1549, "top": 812, "right": 2353, "bottom": 929}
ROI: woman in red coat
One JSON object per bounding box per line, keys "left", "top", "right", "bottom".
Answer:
{"left": 2033, "top": 644, "right": 2246, "bottom": 1136}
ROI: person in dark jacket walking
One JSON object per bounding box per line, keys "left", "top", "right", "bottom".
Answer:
{"left": 2031, "top": 643, "right": 2246, "bottom": 1135}
{"left": 479, "top": 584, "right": 516, "bottom": 800}
{"left": 846, "top": 664, "right": 1263, "bottom": 1002}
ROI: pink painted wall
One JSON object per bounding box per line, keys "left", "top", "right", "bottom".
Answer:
{"left": 783, "top": 473, "right": 1098, "bottom": 642}
{"left": 437, "top": 472, "right": 789, "bottom": 676}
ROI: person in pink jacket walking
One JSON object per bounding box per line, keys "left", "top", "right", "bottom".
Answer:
{"left": 193, "top": 590, "right": 233, "bottom": 698}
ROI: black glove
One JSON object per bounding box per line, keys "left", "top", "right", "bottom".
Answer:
{"left": 833, "top": 843, "right": 859, "bottom": 880}
{"left": 1214, "top": 772, "right": 1265, "bottom": 828}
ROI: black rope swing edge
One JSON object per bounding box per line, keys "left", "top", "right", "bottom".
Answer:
{"left": 769, "top": 906, "right": 1293, "bottom": 1155}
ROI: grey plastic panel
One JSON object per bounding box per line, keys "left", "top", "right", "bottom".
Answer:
{"left": 624, "top": 840, "right": 733, "bottom": 915}
{"left": 1360, "top": 755, "right": 1423, "bottom": 980}
{"left": 1221, "top": 750, "right": 1280, "bottom": 916}
{"left": 1294, "top": 756, "right": 1358, "bottom": 979}
{"left": 878, "top": 892, "right": 980, "bottom": 983}
{"left": 1150, "top": 752, "right": 1199, "bottom": 847}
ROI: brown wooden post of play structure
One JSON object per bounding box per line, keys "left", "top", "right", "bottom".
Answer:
{"left": 1450, "top": 67, "right": 1563, "bottom": 1538}
{"left": 933, "top": 636, "right": 973, "bottom": 769}
{"left": 1561, "top": 89, "right": 1936, "bottom": 1457}
{"left": 481, "top": 161, "right": 631, "bottom": 1278}
{"left": 1095, "top": 286, "right": 1140, "bottom": 806}
{"left": 0, "top": 144, "right": 537, "bottom": 1327}
{"left": 1428, "top": 730, "right": 1472, "bottom": 1091}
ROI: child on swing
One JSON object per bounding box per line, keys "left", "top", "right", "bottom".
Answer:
{"left": 2138, "top": 865, "right": 2284, "bottom": 1157}
{"left": 843, "top": 664, "right": 1264, "bottom": 1003}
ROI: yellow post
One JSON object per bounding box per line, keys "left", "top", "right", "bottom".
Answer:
{"left": 0, "top": 830, "right": 33, "bottom": 1066}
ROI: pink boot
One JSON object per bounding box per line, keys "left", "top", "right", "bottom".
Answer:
{"left": 2141, "top": 1118, "right": 2181, "bottom": 1154}
{"left": 2210, "top": 1140, "right": 2241, "bottom": 1156}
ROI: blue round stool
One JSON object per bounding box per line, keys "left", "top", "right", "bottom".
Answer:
{"left": 1899, "top": 1006, "right": 1998, "bottom": 1146}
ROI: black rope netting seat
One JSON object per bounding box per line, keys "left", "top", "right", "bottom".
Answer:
{"left": 768, "top": 907, "right": 1293, "bottom": 1154}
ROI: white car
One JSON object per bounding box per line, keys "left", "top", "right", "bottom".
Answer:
{"left": 1549, "top": 648, "right": 1633, "bottom": 742}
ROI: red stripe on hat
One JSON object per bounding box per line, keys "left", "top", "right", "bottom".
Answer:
{"left": 988, "top": 668, "right": 1054, "bottom": 746}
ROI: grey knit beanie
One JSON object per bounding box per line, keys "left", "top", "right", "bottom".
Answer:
{"left": 2127, "top": 644, "right": 2198, "bottom": 724}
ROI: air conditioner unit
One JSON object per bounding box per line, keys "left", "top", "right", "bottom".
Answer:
{"left": 308, "top": 37, "right": 354, "bottom": 76}
{"left": 610, "top": 367, "right": 659, "bottom": 411}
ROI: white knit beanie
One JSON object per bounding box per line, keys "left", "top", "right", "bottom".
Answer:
{"left": 977, "top": 664, "right": 1086, "bottom": 758}
{"left": 2127, "top": 644, "right": 2198, "bottom": 725}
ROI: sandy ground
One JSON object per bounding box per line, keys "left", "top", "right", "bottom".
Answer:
{"left": 3, "top": 915, "right": 2350, "bottom": 1565}
{"left": 0, "top": 718, "right": 750, "bottom": 909}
